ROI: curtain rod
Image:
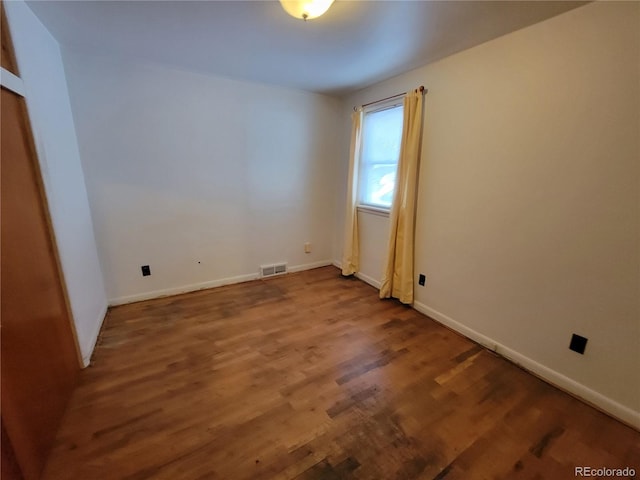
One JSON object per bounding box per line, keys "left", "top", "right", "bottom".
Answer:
{"left": 354, "top": 85, "right": 426, "bottom": 111}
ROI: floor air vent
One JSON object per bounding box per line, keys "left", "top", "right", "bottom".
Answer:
{"left": 260, "top": 263, "right": 287, "bottom": 278}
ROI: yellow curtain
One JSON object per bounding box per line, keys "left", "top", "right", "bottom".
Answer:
{"left": 341, "top": 110, "right": 363, "bottom": 276}
{"left": 379, "top": 90, "right": 424, "bottom": 303}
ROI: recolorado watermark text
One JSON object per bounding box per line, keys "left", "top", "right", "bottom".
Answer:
{"left": 575, "top": 466, "right": 636, "bottom": 477}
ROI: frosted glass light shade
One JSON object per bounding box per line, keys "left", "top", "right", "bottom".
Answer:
{"left": 279, "top": 0, "right": 334, "bottom": 20}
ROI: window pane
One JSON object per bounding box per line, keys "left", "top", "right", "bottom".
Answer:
{"left": 362, "top": 106, "right": 403, "bottom": 164}
{"left": 361, "top": 164, "right": 396, "bottom": 208}
{"left": 359, "top": 105, "right": 403, "bottom": 208}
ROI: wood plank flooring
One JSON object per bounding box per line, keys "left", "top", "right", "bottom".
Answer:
{"left": 43, "top": 267, "right": 640, "bottom": 479}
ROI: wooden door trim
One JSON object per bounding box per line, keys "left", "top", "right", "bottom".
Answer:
{"left": 2, "top": 0, "right": 24, "bottom": 95}
{"left": 2, "top": 81, "right": 82, "bottom": 480}
{"left": 2, "top": 3, "right": 83, "bottom": 473}
{"left": 4, "top": 87, "right": 84, "bottom": 367}
{"left": 1, "top": 1, "right": 19, "bottom": 75}
{"left": 0, "top": 3, "right": 84, "bottom": 366}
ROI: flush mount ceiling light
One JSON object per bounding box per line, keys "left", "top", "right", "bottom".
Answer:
{"left": 279, "top": 0, "right": 335, "bottom": 21}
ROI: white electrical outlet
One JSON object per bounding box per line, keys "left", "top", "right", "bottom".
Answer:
{"left": 304, "top": 242, "right": 311, "bottom": 253}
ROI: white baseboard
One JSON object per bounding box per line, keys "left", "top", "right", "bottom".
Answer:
{"left": 109, "top": 260, "right": 334, "bottom": 306}
{"left": 413, "top": 301, "right": 640, "bottom": 430}
{"left": 81, "top": 303, "right": 108, "bottom": 367}
{"left": 355, "top": 271, "right": 381, "bottom": 290}
{"left": 331, "top": 260, "right": 381, "bottom": 289}
{"left": 110, "top": 272, "right": 260, "bottom": 306}
{"left": 288, "top": 260, "right": 333, "bottom": 273}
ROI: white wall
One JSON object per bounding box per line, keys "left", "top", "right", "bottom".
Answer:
{"left": 337, "top": 2, "right": 640, "bottom": 427}
{"left": 62, "top": 51, "right": 341, "bottom": 303}
{"left": 5, "top": 1, "right": 108, "bottom": 366}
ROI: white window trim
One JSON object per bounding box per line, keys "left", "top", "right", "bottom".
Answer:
{"left": 363, "top": 98, "right": 403, "bottom": 115}
{"left": 356, "top": 98, "right": 404, "bottom": 211}
{"left": 357, "top": 204, "right": 390, "bottom": 218}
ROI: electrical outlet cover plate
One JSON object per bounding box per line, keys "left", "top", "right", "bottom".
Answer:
{"left": 141, "top": 265, "right": 151, "bottom": 277}
{"left": 418, "top": 274, "right": 426, "bottom": 286}
{"left": 569, "top": 333, "right": 588, "bottom": 354}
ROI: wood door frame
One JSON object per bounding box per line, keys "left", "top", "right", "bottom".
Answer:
{"left": 0, "top": 2, "right": 83, "bottom": 364}
{"left": 2, "top": 3, "right": 83, "bottom": 478}
{"left": 1, "top": 0, "right": 19, "bottom": 74}
{"left": 1, "top": 81, "right": 83, "bottom": 480}
{"left": 0, "top": 85, "right": 84, "bottom": 365}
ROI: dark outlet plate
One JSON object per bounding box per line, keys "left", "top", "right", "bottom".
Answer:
{"left": 569, "top": 334, "right": 588, "bottom": 354}
{"left": 418, "top": 274, "right": 426, "bottom": 286}
{"left": 141, "top": 265, "right": 151, "bottom": 277}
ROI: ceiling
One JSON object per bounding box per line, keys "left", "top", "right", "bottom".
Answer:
{"left": 26, "top": 0, "right": 585, "bottom": 96}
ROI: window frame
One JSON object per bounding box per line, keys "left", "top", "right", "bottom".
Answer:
{"left": 357, "top": 99, "right": 404, "bottom": 213}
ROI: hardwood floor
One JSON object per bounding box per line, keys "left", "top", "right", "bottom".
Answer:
{"left": 43, "top": 266, "right": 639, "bottom": 479}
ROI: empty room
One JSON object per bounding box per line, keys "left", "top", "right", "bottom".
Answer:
{"left": 1, "top": 0, "right": 638, "bottom": 478}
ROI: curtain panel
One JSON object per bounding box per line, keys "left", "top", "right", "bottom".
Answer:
{"left": 341, "top": 109, "right": 363, "bottom": 276}
{"left": 379, "top": 90, "right": 424, "bottom": 303}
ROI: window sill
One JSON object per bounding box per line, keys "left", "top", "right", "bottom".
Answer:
{"left": 357, "top": 205, "right": 390, "bottom": 218}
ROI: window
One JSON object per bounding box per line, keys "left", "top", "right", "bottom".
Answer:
{"left": 359, "top": 103, "right": 404, "bottom": 209}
